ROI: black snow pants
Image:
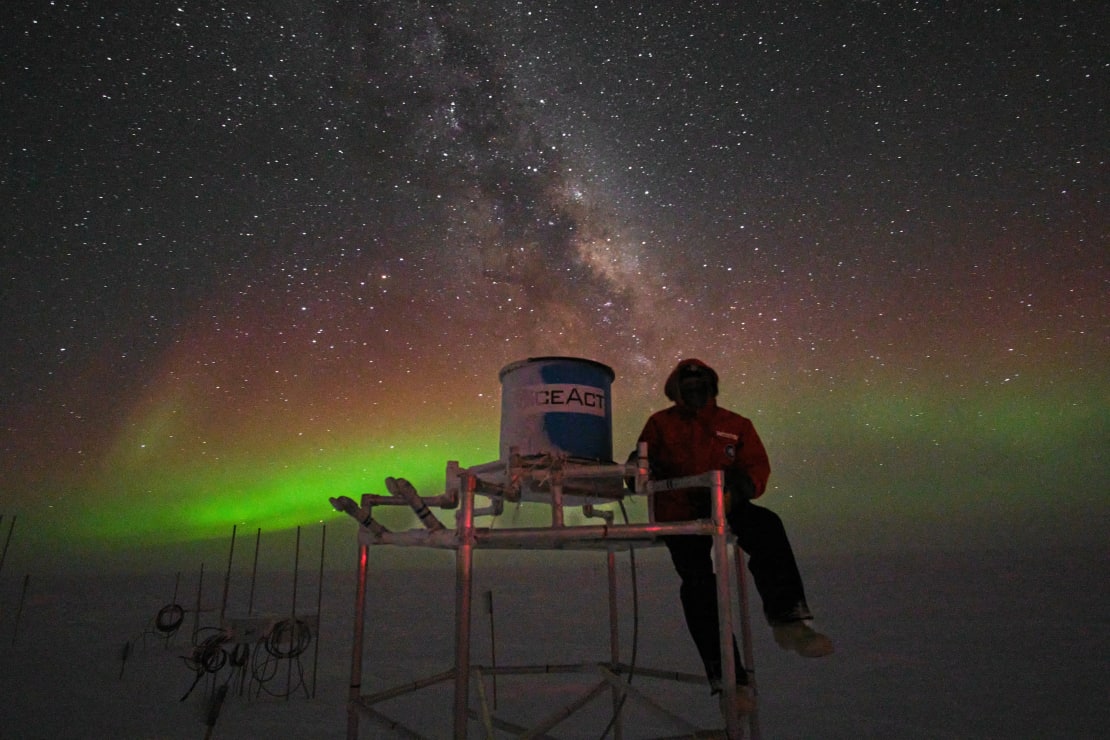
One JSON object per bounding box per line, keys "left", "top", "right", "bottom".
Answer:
{"left": 662, "top": 499, "right": 812, "bottom": 687}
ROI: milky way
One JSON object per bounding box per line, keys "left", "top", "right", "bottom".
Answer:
{"left": 2, "top": 1, "right": 1105, "bottom": 567}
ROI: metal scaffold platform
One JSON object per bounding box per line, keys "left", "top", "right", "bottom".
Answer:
{"left": 332, "top": 446, "right": 760, "bottom": 740}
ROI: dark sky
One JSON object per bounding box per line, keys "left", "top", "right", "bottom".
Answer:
{"left": 2, "top": 1, "right": 1106, "bottom": 567}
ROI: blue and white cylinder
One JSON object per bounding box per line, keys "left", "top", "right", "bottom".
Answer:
{"left": 498, "top": 357, "right": 615, "bottom": 463}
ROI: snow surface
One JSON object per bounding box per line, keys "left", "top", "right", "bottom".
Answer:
{"left": 0, "top": 544, "right": 1106, "bottom": 739}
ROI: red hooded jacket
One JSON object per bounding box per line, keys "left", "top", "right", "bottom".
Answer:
{"left": 637, "top": 359, "right": 771, "bottom": 522}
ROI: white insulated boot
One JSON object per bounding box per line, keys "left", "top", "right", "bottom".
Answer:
{"left": 772, "top": 621, "right": 834, "bottom": 657}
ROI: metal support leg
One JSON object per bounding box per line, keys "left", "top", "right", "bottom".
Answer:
{"left": 453, "top": 472, "right": 477, "bottom": 739}
{"left": 607, "top": 547, "right": 624, "bottom": 740}
{"left": 347, "top": 542, "right": 370, "bottom": 740}
{"left": 711, "top": 471, "right": 742, "bottom": 739}
{"left": 734, "top": 544, "right": 761, "bottom": 740}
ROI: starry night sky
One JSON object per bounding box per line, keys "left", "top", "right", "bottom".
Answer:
{"left": 2, "top": 2, "right": 1106, "bottom": 568}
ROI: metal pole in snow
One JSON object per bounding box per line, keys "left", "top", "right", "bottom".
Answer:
{"left": 312, "top": 524, "right": 326, "bottom": 698}
{"left": 291, "top": 527, "right": 301, "bottom": 612}
{"left": 485, "top": 589, "right": 498, "bottom": 710}
{"left": 287, "top": 525, "right": 301, "bottom": 701}
{"left": 203, "top": 684, "right": 229, "bottom": 740}
{"left": 194, "top": 563, "right": 205, "bottom": 642}
{"left": 168, "top": 571, "right": 181, "bottom": 650}
{"left": 11, "top": 573, "right": 29, "bottom": 646}
{"left": 220, "top": 524, "right": 237, "bottom": 625}
{"left": 0, "top": 515, "right": 17, "bottom": 580}
{"left": 248, "top": 528, "right": 261, "bottom": 616}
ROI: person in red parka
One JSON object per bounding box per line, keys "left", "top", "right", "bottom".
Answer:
{"left": 637, "top": 358, "right": 833, "bottom": 714}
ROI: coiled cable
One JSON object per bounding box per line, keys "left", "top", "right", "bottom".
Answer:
{"left": 155, "top": 604, "right": 186, "bottom": 635}
{"left": 264, "top": 619, "right": 312, "bottom": 659}
{"left": 179, "top": 629, "right": 230, "bottom": 701}
{"left": 248, "top": 619, "right": 313, "bottom": 698}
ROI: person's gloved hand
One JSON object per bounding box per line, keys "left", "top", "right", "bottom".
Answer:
{"left": 624, "top": 449, "right": 643, "bottom": 492}
{"left": 725, "top": 469, "right": 756, "bottom": 501}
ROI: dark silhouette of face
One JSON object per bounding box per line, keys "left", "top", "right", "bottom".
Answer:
{"left": 679, "top": 369, "right": 712, "bottom": 410}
